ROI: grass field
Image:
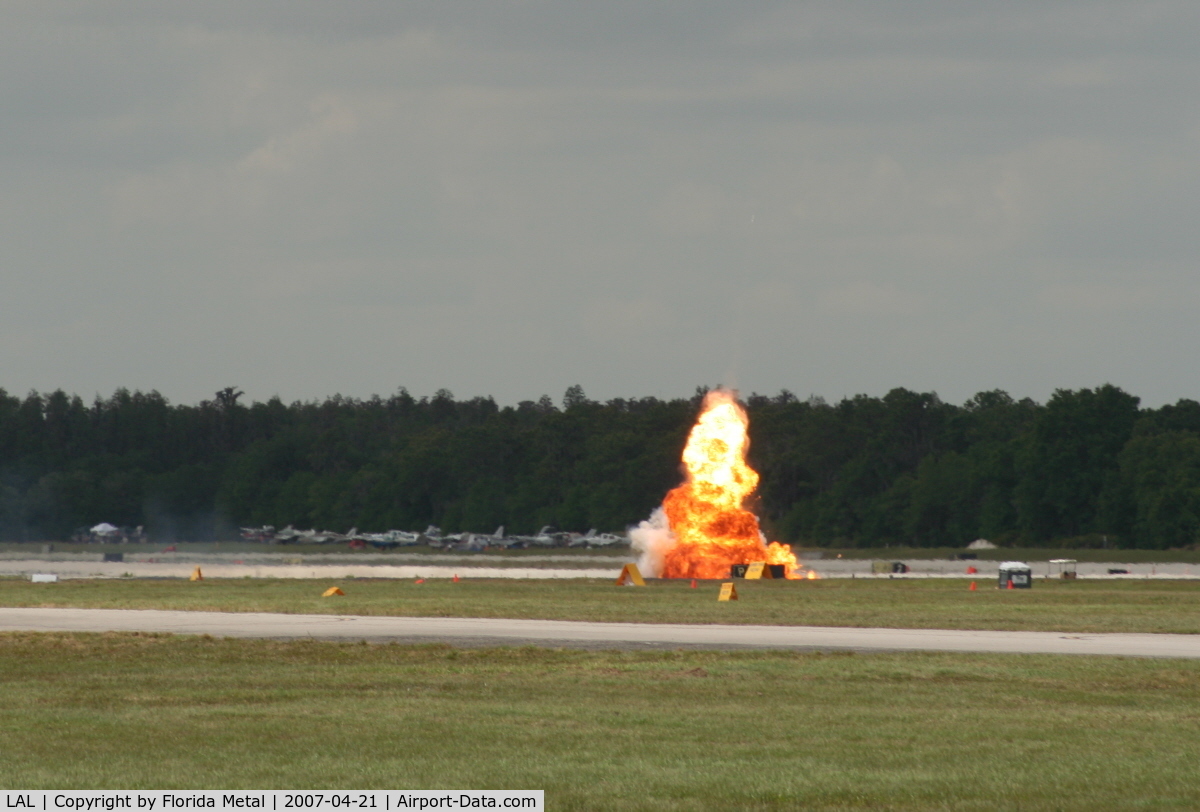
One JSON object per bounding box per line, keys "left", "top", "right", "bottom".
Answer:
{"left": 1, "top": 633, "right": 1198, "bottom": 810}
{"left": 3, "top": 576, "right": 1200, "bottom": 634}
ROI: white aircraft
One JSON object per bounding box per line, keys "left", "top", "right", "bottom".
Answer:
{"left": 449, "top": 526, "right": 507, "bottom": 552}
{"left": 568, "top": 529, "right": 597, "bottom": 547}
{"left": 568, "top": 529, "right": 627, "bottom": 548}
{"left": 513, "top": 525, "right": 569, "bottom": 548}
{"left": 587, "top": 532, "right": 627, "bottom": 548}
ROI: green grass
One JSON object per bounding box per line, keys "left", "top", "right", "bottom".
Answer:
{"left": 1, "top": 633, "right": 1198, "bottom": 810}
{"left": 4, "top": 576, "right": 1200, "bottom": 634}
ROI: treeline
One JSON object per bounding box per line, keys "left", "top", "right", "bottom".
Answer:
{"left": 1, "top": 383, "right": 1199, "bottom": 549}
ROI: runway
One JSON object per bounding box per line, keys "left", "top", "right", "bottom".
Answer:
{"left": 3, "top": 552, "right": 1197, "bottom": 580}
{"left": 2, "top": 607, "right": 1198, "bottom": 658}
{"left": 0, "top": 560, "right": 617, "bottom": 580}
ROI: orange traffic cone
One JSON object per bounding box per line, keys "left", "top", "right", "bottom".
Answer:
{"left": 690, "top": 579, "right": 697, "bottom": 589}
{"left": 1006, "top": 579, "right": 1014, "bottom": 590}
{"left": 453, "top": 573, "right": 459, "bottom": 583}
{"left": 969, "top": 581, "right": 977, "bottom": 591}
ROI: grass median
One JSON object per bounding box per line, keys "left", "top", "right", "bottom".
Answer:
{"left": 3, "top": 576, "right": 1200, "bottom": 634}
{"left": 2, "top": 632, "right": 1198, "bottom": 810}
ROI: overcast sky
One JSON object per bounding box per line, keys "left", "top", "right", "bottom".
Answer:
{"left": 3, "top": 1, "right": 1199, "bottom": 407}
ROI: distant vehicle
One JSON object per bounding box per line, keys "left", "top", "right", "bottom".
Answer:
{"left": 1050, "top": 558, "right": 1078, "bottom": 580}
{"left": 999, "top": 561, "right": 1033, "bottom": 588}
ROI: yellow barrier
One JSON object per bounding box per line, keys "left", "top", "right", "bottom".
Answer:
{"left": 615, "top": 563, "right": 646, "bottom": 586}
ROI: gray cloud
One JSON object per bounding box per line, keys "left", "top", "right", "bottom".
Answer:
{"left": 2, "top": 1, "right": 1199, "bottom": 407}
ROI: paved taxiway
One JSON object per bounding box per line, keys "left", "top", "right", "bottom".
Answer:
{"left": 2, "top": 607, "right": 1198, "bottom": 658}
{"left": 4, "top": 552, "right": 1197, "bottom": 580}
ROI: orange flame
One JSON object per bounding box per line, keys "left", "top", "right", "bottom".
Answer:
{"left": 658, "top": 390, "right": 800, "bottom": 579}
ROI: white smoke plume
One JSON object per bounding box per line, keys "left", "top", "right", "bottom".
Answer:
{"left": 629, "top": 507, "right": 675, "bottom": 578}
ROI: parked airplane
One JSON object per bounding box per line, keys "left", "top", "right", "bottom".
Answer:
{"left": 238, "top": 522, "right": 622, "bottom": 549}
{"left": 568, "top": 529, "right": 597, "bottom": 547}
{"left": 508, "top": 525, "right": 570, "bottom": 548}
{"left": 568, "top": 529, "right": 627, "bottom": 548}
{"left": 240, "top": 526, "right": 275, "bottom": 542}
{"left": 365, "top": 530, "right": 423, "bottom": 550}
{"left": 447, "top": 526, "right": 506, "bottom": 552}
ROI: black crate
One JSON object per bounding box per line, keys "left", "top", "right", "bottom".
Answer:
{"left": 999, "top": 567, "right": 1032, "bottom": 588}
{"left": 103, "top": 552, "right": 124, "bottom": 563}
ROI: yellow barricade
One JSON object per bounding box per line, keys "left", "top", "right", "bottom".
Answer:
{"left": 744, "top": 562, "right": 771, "bottom": 579}
{"left": 615, "top": 563, "right": 646, "bottom": 586}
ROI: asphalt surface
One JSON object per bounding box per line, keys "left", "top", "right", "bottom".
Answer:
{"left": 2, "top": 607, "right": 1198, "bottom": 657}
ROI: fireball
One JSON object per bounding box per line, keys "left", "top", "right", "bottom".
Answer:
{"left": 640, "top": 389, "right": 801, "bottom": 579}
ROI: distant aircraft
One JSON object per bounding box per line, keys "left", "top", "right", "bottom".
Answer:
{"left": 568, "top": 529, "right": 626, "bottom": 548}
{"left": 587, "top": 532, "right": 626, "bottom": 548}
{"left": 266, "top": 526, "right": 342, "bottom": 544}
{"left": 510, "top": 525, "right": 569, "bottom": 548}
{"left": 234, "top": 522, "right": 622, "bottom": 550}
{"left": 240, "top": 525, "right": 275, "bottom": 542}
{"left": 365, "top": 530, "right": 423, "bottom": 550}
{"left": 448, "top": 526, "right": 506, "bottom": 552}
{"left": 568, "top": 529, "right": 597, "bottom": 547}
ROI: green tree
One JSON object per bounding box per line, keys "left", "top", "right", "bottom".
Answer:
{"left": 1016, "top": 385, "right": 1140, "bottom": 540}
